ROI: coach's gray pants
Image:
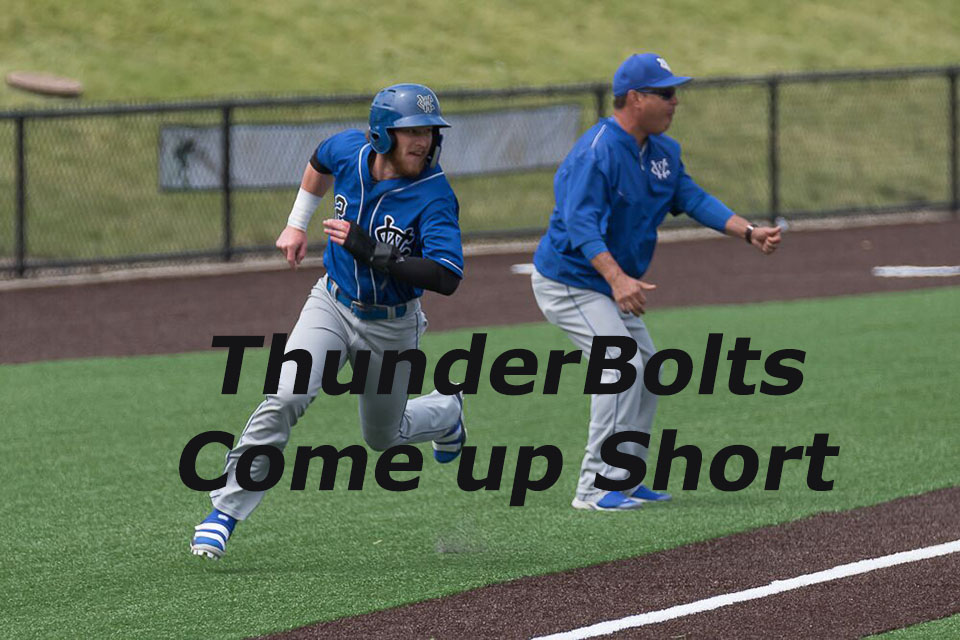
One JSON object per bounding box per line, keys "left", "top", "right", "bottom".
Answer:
{"left": 531, "top": 269, "right": 658, "bottom": 502}
{"left": 211, "top": 275, "right": 461, "bottom": 520}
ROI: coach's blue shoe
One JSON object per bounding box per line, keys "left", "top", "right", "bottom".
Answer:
{"left": 630, "top": 485, "right": 672, "bottom": 502}
{"left": 572, "top": 491, "right": 643, "bottom": 511}
{"left": 433, "top": 393, "right": 466, "bottom": 463}
{"left": 190, "top": 508, "right": 237, "bottom": 560}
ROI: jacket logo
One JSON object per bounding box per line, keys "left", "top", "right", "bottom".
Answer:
{"left": 375, "top": 215, "right": 415, "bottom": 256}
{"left": 651, "top": 158, "right": 671, "bottom": 180}
{"left": 334, "top": 194, "right": 348, "bottom": 219}
{"left": 417, "top": 94, "right": 436, "bottom": 113}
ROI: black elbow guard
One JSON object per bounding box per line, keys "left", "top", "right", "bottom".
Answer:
{"left": 436, "top": 268, "right": 460, "bottom": 295}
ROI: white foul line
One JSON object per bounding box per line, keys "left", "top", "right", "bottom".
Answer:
{"left": 872, "top": 265, "right": 960, "bottom": 278}
{"left": 532, "top": 538, "right": 960, "bottom": 640}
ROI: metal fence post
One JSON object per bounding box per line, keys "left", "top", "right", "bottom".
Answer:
{"left": 768, "top": 78, "right": 780, "bottom": 223}
{"left": 594, "top": 85, "right": 607, "bottom": 121}
{"left": 15, "top": 116, "right": 26, "bottom": 277}
{"left": 949, "top": 69, "right": 958, "bottom": 217}
{"left": 221, "top": 105, "right": 233, "bottom": 261}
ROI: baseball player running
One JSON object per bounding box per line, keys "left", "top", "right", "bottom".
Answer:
{"left": 531, "top": 54, "right": 781, "bottom": 511}
{"left": 191, "top": 83, "right": 467, "bottom": 559}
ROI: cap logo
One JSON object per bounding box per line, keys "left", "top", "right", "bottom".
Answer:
{"left": 656, "top": 57, "right": 672, "bottom": 72}
{"left": 416, "top": 94, "right": 436, "bottom": 113}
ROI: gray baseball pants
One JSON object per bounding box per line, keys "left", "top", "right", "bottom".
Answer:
{"left": 531, "top": 268, "right": 658, "bottom": 501}
{"left": 211, "top": 275, "right": 462, "bottom": 520}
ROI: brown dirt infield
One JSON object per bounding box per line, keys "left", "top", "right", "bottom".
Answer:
{"left": 2, "top": 217, "right": 958, "bottom": 638}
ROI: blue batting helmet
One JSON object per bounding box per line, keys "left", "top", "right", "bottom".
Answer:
{"left": 368, "top": 83, "right": 451, "bottom": 155}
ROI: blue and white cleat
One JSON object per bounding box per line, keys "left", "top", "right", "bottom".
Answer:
{"left": 191, "top": 508, "right": 237, "bottom": 560}
{"left": 432, "top": 392, "right": 466, "bottom": 463}
{"left": 572, "top": 491, "right": 643, "bottom": 511}
{"left": 630, "top": 485, "right": 672, "bottom": 502}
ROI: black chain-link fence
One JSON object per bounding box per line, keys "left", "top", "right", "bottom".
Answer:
{"left": 1, "top": 66, "right": 957, "bottom": 278}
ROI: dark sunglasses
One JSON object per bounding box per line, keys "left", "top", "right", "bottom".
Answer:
{"left": 636, "top": 86, "right": 677, "bottom": 100}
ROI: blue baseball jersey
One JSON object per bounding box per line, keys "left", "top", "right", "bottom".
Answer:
{"left": 533, "top": 117, "right": 735, "bottom": 296}
{"left": 315, "top": 130, "right": 464, "bottom": 306}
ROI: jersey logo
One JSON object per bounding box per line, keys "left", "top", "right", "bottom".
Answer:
{"left": 657, "top": 57, "right": 672, "bottom": 72}
{"left": 416, "top": 94, "right": 436, "bottom": 114}
{"left": 375, "top": 215, "right": 416, "bottom": 256}
{"left": 651, "top": 158, "right": 671, "bottom": 180}
{"left": 334, "top": 194, "right": 348, "bottom": 219}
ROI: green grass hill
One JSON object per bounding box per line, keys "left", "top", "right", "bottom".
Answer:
{"left": 2, "top": 0, "right": 958, "bottom": 108}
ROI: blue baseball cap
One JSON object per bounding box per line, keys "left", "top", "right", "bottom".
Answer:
{"left": 613, "top": 53, "right": 692, "bottom": 96}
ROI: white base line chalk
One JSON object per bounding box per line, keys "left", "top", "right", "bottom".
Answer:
{"left": 511, "top": 263, "right": 536, "bottom": 275}
{"left": 532, "top": 538, "right": 960, "bottom": 640}
{"left": 872, "top": 265, "right": 960, "bottom": 278}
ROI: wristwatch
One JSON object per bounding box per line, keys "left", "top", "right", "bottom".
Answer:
{"left": 745, "top": 224, "right": 756, "bottom": 245}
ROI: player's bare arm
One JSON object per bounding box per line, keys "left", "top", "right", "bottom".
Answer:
{"left": 724, "top": 215, "right": 782, "bottom": 256}
{"left": 276, "top": 166, "right": 334, "bottom": 270}
{"left": 590, "top": 251, "right": 657, "bottom": 316}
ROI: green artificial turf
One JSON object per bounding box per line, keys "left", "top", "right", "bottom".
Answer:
{"left": 872, "top": 614, "right": 960, "bottom": 638}
{"left": 0, "top": 286, "right": 958, "bottom": 638}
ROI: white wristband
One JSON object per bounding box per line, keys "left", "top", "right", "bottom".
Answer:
{"left": 286, "top": 188, "right": 323, "bottom": 231}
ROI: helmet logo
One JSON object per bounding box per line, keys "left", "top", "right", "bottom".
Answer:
{"left": 416, "top": 94, "right": 436, "bottom": 114}
{"left": 657, "top": 57, "right": 672, "bottom": 72}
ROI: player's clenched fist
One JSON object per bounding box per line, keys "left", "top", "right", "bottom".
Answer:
{"left": 276, "top": 225, "right": 308, "bottom": 270}
{"left": 322, "top": 218, "right": 350, "bottom": 245}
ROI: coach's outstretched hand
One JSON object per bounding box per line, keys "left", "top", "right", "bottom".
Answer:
{"left": 611, "top": 272, "right": 657, "bottom": 316}
{"left": 276, "top": 226, "right": 308, "bottom": 270}
{"left": 751, "top": 225, "right": 782, "bottom": 255}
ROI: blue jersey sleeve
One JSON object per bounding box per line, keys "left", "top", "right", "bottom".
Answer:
{"left": 313, "top": 130, "right": 365, "bottom": 178}
{"left": 562, "top": 151, "right": 611, "bottom": 260}
{"left": 672, "top": 159, "right": 735, "bottom": 232}
{"left": 419, "top": 194, "right": 464, "bottom": 278}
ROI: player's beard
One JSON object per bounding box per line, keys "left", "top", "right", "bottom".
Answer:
{"left": 389, "top": 147, "right": 428, "bottom": 178}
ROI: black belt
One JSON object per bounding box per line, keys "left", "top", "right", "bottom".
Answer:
{"left": 325, "top": 278, "right": 409, "bottom": 320}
